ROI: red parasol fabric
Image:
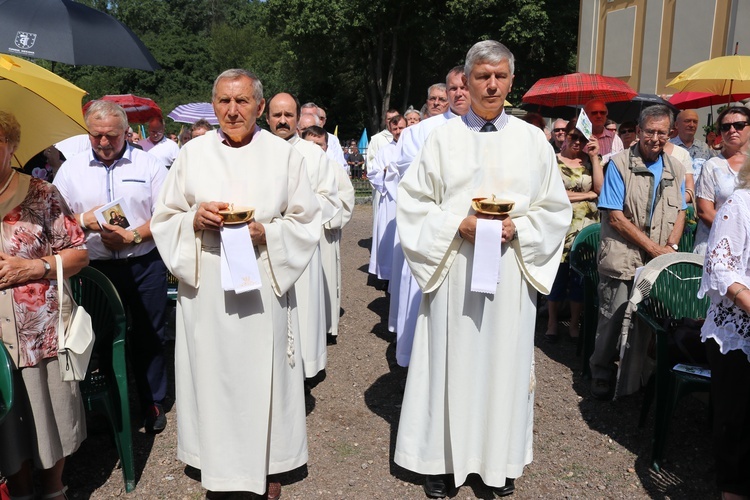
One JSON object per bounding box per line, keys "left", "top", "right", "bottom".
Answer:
{"left": 668, "top": 91, "right": 750, "bottom": 110}
{"left": 522, "top": 73, "right": 638, "bottom": 107}
{"left": 83, "top": 94, "right": 162, "bottom": 123}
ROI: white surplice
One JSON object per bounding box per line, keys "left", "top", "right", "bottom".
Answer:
{"left": 322, "top": 163, "right": 355, "bottom": 337}
{"left": 367, "top": 140, "right": 399, "bottom": 279}
{"left": 394, "top": 116, "right": 571, "bottom": 487}
{"left": 288, "top": 135, "right": 340, "bottom": 377}
{"left": 367, "top": 129, "right": 393, "bottom": 237}
{"left": 150, "top": 129, "right": 322, "bottom": 493}
{"left": 391, "top": 110, "right": 456, "bottom": 365}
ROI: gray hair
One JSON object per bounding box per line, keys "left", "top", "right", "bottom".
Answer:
{"left": 464, "top": 40, "right": 515, "bottom": 77}
{"left": 191, "top": 118, "right": 214, "bottom": 132}
{"left": 301, "top": 102, "right": 318, "bottom": 111}
{"left": 404, "top": 106, "right": 421, "bottom": 119}
{"left": 85, "top": 100, "right": 128, "bottom": 131}
{"left": 427, "top": 83, "right": 446, "bottom": 98}
{"left": 638, "top": 105, "right": 674, "bottom": 130}
{"left": 212, "top": 69, "right": 264, "bottom": 102}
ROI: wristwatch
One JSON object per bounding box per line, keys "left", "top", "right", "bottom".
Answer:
{"left": 132, "top": 229, "right": 143, "bottom": 244}
{"left": 669, "top": 243, "right": 679, "bottom": 251}
{"left": 40, "top": 258, "right": 51, "bottom": 277}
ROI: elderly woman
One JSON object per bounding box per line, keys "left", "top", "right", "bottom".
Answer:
{"left": 699, "top": 153, "right": 750, "bottom": 500}
{"left": 694, "top": 106, "right": 750, "bottom": 255}
{"left": 404, "top": 107, "right": 421, "bottom": 126}
{"left": 0, "top": 111, "right": 89, "bottom": 500}
{"left": 545, "top": 120, "right": 603, "bottom": 343}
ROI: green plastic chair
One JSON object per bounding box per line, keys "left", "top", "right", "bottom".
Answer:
{"left": 569, "top": 223, "right": 601, "bottom": 379}
{"left": 0, "top": 343, "right": 13, "bottom": 424}
{"left": 635, "top": 260, "right": 710, "bottom": 472}
{"left": 678, "top": 205, "right": 697, "bottom": 252}
{"left": 69, "top": 266, "right": 135, "bottom": 492}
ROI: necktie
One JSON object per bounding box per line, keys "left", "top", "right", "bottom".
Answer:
{"left": 480, "top": 122, "right": 497, "bottom": 133}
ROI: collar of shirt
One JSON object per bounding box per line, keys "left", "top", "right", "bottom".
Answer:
{"left": 595, "top": 128, "right": 616, "bottom": 140}
{"left": 88, "top": 143, "right": 132, "bottom": 169}
{"left": 461, "top": 107, "right": 508, "bottom": 132}
{"left": 217, "top": 125, "right": 262, "bottom": 146}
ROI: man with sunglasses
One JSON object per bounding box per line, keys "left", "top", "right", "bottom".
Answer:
{"left": 54, "top": 100, "right": 170, "bottom": 433}
{"left": 589, "top": 105, "right": 686, "bottom": 400}
{"left": 549, "top": 118, "right": 568, "bottom": 153}
{"left": 584, "top": 99, "right": 623, "bottom": 162}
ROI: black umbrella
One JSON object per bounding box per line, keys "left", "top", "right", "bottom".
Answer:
{"left": 521, "top": 93, "right": 679, "bottom": 124}
{"left": 0, "top": 0, "right": 160, "bottom": 71}
{"left": 605, "top": 93, "right": 678, "bottom": 123}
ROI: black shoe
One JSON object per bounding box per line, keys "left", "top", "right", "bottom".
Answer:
{"left": 494, "top": 477, "right": 515, "bottom": 497}
{"left": 590, "top": 378, "right": 612, "bottom": 400}
{"left": 423, "top": 475, "right": 448, "bottom": 498}
{"left": 145, "top": 403, "right": 167, "bottom": 433}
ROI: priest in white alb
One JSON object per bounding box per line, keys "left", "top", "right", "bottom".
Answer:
{"left": 151, "top": 69, "right": 321, "bottom": 499}
{"left": 394, "top": 41, "right": 571, "bottom": 499}
{"left": 267, "top": 92, "right": 340, "bottom": 378}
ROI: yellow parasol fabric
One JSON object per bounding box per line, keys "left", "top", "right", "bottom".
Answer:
{"left": 667, "top": 55, "right": 750, "bottom": 97}
{"left": 0, "top": 54, "right": 88, "bottom": 167}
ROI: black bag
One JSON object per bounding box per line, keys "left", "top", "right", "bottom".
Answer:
{"left": 662, "top": 317, "right": 708, "bottom": 366}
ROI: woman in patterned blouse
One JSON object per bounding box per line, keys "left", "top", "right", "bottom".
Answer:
{"left": 0, "top": 111, "right": 89, "bottom": 500}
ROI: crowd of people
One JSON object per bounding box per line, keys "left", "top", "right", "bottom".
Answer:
{"left": 1, "top": 37, "right": 750, "bottom": 500}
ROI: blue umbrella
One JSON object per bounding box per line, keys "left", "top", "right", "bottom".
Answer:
{"left": 357, "top": 129, "right": 369, "bottom": 151}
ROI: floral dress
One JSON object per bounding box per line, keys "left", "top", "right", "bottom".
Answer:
{"left": 0, "top": 174, "right": 86, "bottom": 368}
{"left": 557, "top": 155, "right": 599, "bottom": 262}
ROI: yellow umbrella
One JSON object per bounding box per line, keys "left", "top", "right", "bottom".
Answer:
{"left": 504, "top": 99, "right": 512, "bottom": 107}
{"left": 667, "top": 55, "right": 750, "bottom": 97}
{"left": 0, "top": 54, "right": 88, "bottom": 167}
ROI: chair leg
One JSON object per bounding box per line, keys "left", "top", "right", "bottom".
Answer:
{"left": 639, "top": 375, "right": 655, "bottom": 428}
{"left": 651, "top": 374, "right": 679, "bottom": 472}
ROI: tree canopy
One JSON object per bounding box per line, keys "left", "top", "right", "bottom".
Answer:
{"left": 50, "top": 0, "right": 578, "bottom": 140}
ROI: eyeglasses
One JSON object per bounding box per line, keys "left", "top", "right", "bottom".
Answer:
{"left": 720, "top": 121, "right": 749, "bottom": 133}
{"left": 619, "top": 128, "right": 635, "bottom": 134}
{"left": 553, "top": 128, "right": 566, "bottom": 133}
{"left": 641, "top": 129, "right": 669, "bottom": 140}
{"left": 588, "top": 110, "right": 607, "bottom": 116}
{"left": 427, "top": 97, "right": 448, "bottom": 103}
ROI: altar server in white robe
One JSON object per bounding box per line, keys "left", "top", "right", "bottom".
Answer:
{"left": 151, "top": 69, "right": 321, "bottom": 498}
{"left": 367, "top": 115, "right": 406, "bottom": 280}
{"left": 394, "top": 41, "right": 571, "bottom": 498}
{"left": 390, "top": 67, "right": 470, "bottom": 365}
{"left": 367, "top": 109, "right": 400, "bottom": 244}
{"left": 301, "top": 127, "right": 356, "bottom": 342}
{"left": 267, "top": 92, "right": 340, "bottom": 378}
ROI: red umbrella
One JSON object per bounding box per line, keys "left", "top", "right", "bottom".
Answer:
{"left": 83, "top": 94, "right": 162, "bottom": 123}
{"left": 523, "top": 73, "right": 638, "bottom": 107}
{"left": 668, "top": 91, "right": 750, "bottom": 110}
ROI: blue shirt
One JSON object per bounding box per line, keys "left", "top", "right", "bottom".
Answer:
{"left": 599, "top": 155, "right": 686, "bottom": 223}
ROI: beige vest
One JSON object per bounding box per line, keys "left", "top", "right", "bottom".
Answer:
{"left": 598, "top": 146, "right": 685, "bottom": 280}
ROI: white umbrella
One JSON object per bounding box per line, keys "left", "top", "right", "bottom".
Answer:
{"left": 167, "top": 103, "right": 218, "bottom": 125}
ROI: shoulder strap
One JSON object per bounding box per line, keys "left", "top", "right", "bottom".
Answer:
{"left": 55, "top": 254, "right": 65, "bottom": 351}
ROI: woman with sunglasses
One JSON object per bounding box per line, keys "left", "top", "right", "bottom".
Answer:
{"left": 694, "top": 106, "right": 750, "bottom": 255}
{"left": 545, "top": 120, "right": 603, "bottom": 343}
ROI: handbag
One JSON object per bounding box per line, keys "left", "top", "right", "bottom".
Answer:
{"left": 55, "top": 254, "right": 95, "bottom": 382}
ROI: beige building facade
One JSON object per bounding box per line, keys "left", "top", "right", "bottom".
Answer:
{"left": 578, "top": 0, "right": 750, "bottom": 95}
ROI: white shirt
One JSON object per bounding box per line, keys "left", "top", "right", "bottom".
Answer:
{"left": 55, "top": 134, "right": 91, "bottom": 161}
{"left": 140, "top": 135, "right": 180, "bottom": 168}
{"left": 54, "top": 145, "right": 168, "bottom": 260}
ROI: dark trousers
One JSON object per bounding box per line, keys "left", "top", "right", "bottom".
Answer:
{"left": 92, "top": 249, "right": 168, "bottom": 412}
{"left": 706, "top": 337, "right": 750, "bottom": 495}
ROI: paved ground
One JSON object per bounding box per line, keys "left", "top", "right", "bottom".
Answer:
{"left": 63, "top": 204, "right": 717, "bottom": 499}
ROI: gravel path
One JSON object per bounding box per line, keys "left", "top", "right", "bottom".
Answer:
{"left": 64, "top": 205, "right": 717, "bottom": 499}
